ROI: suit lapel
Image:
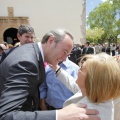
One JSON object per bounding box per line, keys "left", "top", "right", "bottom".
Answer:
{"left": 32, "top": 42, "right": 46, "bottom": 84}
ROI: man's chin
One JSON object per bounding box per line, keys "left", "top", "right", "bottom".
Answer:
{"left": 47, "top": 60, "right": 59, "bottom": 66}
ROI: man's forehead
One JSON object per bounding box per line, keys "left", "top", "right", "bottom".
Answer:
{"left": 23, "top": 33, "right": 35, "bottom": 36}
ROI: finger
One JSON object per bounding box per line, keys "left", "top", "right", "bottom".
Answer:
{"left": 86, "top": 108, "right": 99, "bottom": 115}
{"left": 48, "top": 63, "right": 53, "bottom": 67}
{"left": 79, "top": 113, "right": 101, "bottom": 120}
{"left": 76, "top": 103, "right": 87, "bottom": 108}
{"left": 87, "top": 115, "right": 101, "bottom": 120}
{"left": 76, "top": 103, "right": 99, "bottom": 115}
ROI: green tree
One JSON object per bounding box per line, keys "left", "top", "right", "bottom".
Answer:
{"left": 86, "top": 27, "right": 104, "bottom": 44}
{"left": 87, "top": 0, "right": 118, "bottom": 45}
{"left": 110, "top": 0, "right": 120, "bottom": 14}
{"left": 109, "top": 0, "right": 120, "bottom": 44}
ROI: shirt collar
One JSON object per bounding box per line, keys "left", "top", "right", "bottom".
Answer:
{"left": 37, "top": 42, "right": 44, "bottom": 61}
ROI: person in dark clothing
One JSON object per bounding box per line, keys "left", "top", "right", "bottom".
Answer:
{"left": 101, "top": 43, "right": 111, "bottom": 55}
{"left": 69, "top": 45, "right": 82, "bottom": 65}
{"left": 82, "top": 41, "right": 94, "bottom": 55}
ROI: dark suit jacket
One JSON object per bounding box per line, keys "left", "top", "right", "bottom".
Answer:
{"left": 82, "top": 47, "right": 94, "bottom": 55}
{"left": 0, "top": 46, "right": 18, "bottom": 64}
{"left": 0, "top": 43, "right": 56, "bottom": 120}
{"left": 69, "top": 47, "right": 82, "bottom": 65}
{"left": 101, "top": 47, "right": 110, "bottom": 55}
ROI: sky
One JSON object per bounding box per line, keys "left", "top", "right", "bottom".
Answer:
{"left": 86, "top": 0, "right": 107, "bottom": 17}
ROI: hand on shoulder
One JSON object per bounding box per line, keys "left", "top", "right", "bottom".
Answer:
{"left": 57, "top": 103, "right": 100, "bottom": 120}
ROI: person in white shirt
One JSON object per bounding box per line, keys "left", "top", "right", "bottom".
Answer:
{"left": 56, "top": 53, "right": 120, "bottom": 120}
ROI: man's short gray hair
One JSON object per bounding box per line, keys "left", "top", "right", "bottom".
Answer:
{"left": 18, "top": 24, "right": 34, "bottom": 36}
{"left": 41, "top": 28, "right": 74, "bottom": 44}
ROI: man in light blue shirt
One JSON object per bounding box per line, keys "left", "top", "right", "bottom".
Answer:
{"left": 39, "top": 58, "right": 79, "bottom": 110}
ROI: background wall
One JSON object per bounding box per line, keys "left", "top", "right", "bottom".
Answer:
{"left": 0, "top": 0, "right": 86, "bottom": 44}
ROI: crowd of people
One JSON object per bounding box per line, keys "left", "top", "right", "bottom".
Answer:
{"left": 0, "top": 24, "right": 120, "bottom": 120}
{"left": 69, "top": 41, "right": 120, "bottom": 65}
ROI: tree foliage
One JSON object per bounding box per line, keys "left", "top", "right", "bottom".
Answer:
{"left": 111, "top": 0, "right": 120, "bottom": 13}
{"left": 87, "top": 0, "right": 120, "bottom": 44}
{"left": 86, "top": 28, "right": 104, "bottom": 44}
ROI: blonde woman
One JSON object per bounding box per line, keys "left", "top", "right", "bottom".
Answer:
{"left": 56, "top": 53, "right": 120, "bottom": 120}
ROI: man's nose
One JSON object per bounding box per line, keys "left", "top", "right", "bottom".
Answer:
{"left": 28, "top": 38, "right": 34, "bottom": 43}
{"left": 62, "top": 56, "right": 67, "bottom": 61}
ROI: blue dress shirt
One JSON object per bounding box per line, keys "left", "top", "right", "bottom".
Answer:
{"left": 39, "top": 58, "right": 79, "bottom": 108}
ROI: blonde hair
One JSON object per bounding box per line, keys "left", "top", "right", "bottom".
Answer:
{"left": 80, "top": 53, "right": 120, "bottom": 103}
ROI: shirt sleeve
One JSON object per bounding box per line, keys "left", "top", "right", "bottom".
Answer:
{"left": 57, "top": 68, "right": 80, "bottom": 94}
{"left": 39, "top": 81, "right": 47, "bottom": 99}
{"left": 39, "top": 66, "right": 55, "bottom": 99}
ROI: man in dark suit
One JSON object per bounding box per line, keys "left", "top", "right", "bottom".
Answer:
{"left": 69, "top": 45, "right": 82, "bottom": 65}
{"left": 101, "top": 43, "right": 111, "bottom": 55}
{"left": 0, "top": 29, "right": 100, "bottom": 120}
{"left": 82, "top": 41, "right": 94, "bottom": 55}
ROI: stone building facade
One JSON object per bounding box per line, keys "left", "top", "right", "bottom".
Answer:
{"left": 0, "top": 7, "right": 29, "bottom": 45}
{"left": 0, "top": 0, "right": 86, "bottom": 45}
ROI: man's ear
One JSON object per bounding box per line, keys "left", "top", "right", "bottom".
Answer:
{"left": 17, "top": 33, "right": 20, "bottom": 41}
{"left": 47, "top": 36, "right": 54, "bottom": 44}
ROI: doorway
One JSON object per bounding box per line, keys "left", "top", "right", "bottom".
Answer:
{"left": 3, "top": 28, "right": 19, "bottom": 45}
